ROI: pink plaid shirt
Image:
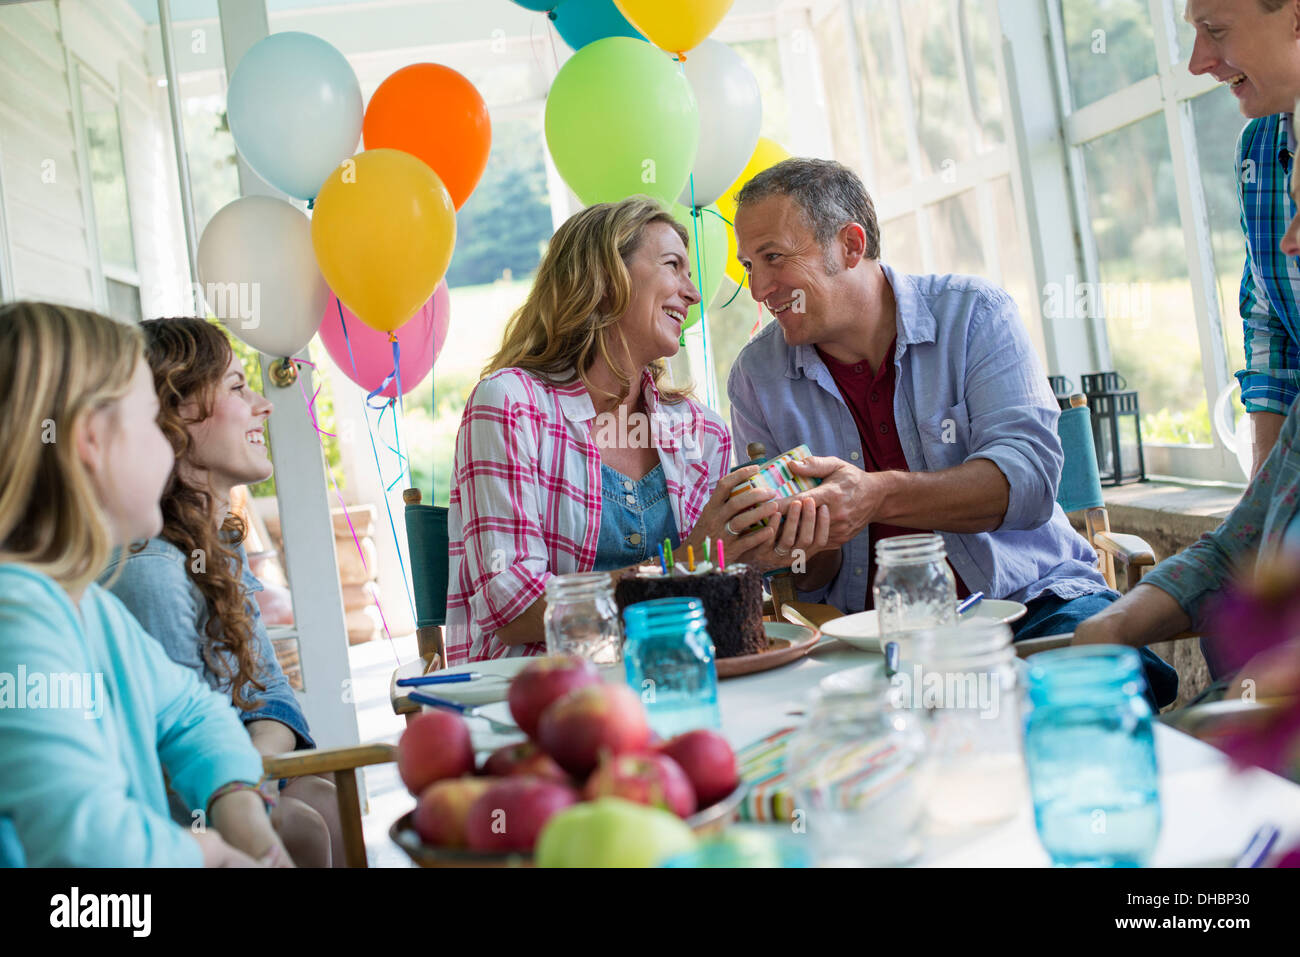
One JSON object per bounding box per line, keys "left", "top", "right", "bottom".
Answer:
{"left": 444, "top": 367, "right": 733, "bottom": 665}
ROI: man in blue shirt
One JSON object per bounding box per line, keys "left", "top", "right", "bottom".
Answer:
{"left": 1186, "top": 0, "right": 1300, "bottom": 473}
{"left": 728, "top": 158, "right": 1178, "bottom": 707}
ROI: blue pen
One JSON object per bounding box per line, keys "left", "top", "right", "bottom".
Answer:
{"left": 1234, "top": 824, "right": 1280, "bottom": 868}
{"left": 396, "top": 672, "right": 483, "bottom": 687}
{"left": 957, "top": 592, "right": 984, "bottom": 617}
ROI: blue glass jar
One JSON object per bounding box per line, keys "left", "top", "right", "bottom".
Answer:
{"left": 622, "top": 598, "right": 721, "bottom": 738}
{"left": 1023, "top": 646, "right": 1161, "bottom": 867}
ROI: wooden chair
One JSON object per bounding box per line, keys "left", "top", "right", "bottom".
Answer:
{"left": 390, "top": 488, "right": 450, "bottom": 719}
{"left": 260, "top": 743, "right": 397, "bottom": 867}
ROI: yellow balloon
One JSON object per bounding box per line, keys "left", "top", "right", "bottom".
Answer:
{"left": 717, "top": 137, "right": 791, "bottom": 285}
{"left": 614, "top": 0, "right": 733, "bottom": 55}
{"left": 311, "top": 148, "right": 456, "bottom": 333}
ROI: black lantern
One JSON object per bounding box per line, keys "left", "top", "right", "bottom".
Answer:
{"left": 1081, "top": 372, "right": 1145, "bottom": 486}
{"left": 1047, "top": 375, "right": 1074, "bottom": 411}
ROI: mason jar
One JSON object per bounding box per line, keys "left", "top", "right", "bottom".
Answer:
{"left": 1023, "top": 645, "right": 1161, "bottom": 867}
{"left": 893, "top": 621, "right": 1030, "bottom": 832}
{"left": 873, "top": 534, "right": 957, "bottom": 639}
{"left": 543, "top": 572, "right": 622, "bottom": 666}
{"left": 784, "top": 668, "right": 928, "bottom": 866}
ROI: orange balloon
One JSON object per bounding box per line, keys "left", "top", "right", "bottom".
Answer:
{"left": 362, "top": 63, "right": 492, "bottom": 210}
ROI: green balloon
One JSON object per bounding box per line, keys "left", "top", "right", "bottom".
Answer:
{"left": 546, "top": 37, "right": 698, "bottom": 207}
{"left": 672, "top": 203, "right": 728, "bottom": 330}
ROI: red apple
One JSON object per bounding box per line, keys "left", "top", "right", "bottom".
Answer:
{"left": 507, "top": 655, "right": 601, "bottom": 739}
{"left": 397, "top": 710, "right": 476, "bottom": 796}
{"left": 480, "top": 740, "right": 571, "bottom": 784}
{"left": 658, "top": 729, "right": 739, "bottom": 808}
{"left": 583, "top": 751, "right": 698, "bottom": 818}
{"left": 536, "top": 683, "right": 652, "bottom": 777}
{"left": 464, "top": 777, "right": 579, "bottom": 854}
{"left": 413, "top": 776, "right": 497, "bottom": 848}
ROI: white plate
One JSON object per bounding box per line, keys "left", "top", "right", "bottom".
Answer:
{"left": 403, "top": 657, "right": 530, "bottom": 707}
{"left": 819, "top": 600, "right": 1028, "bottom": 653}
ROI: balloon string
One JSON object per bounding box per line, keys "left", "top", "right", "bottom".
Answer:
{"left": 291, "top": 358, "right": 402, "bottom": 665}
{"left": 718, "top": 275, "right": 747, "bottom": 310}
{"left": 704, "top": 206, "right": 733, "bottom": 228}
{"left": 334, "top": 299, "right": 420, "bottom": 633}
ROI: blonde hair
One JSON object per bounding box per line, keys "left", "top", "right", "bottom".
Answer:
{"left": 485, "top": 197, "right": 695, "bottom": 405}
{"left": 0, "top": 301, "right": 144, "bottom": 593}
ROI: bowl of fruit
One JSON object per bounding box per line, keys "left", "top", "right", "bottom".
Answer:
{"left": 389, "top": 655, "right": 746, "bottom": 867}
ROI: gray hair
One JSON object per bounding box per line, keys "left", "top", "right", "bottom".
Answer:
{"left": 735, "top": 158, "right": 881, "bottom": 262}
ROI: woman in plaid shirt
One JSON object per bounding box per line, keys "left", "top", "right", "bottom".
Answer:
{"left": 444, "top": 198, "right": 832, "bottom": 664}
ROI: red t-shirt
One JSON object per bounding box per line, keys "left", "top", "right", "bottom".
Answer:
{"left": 816, "top": 340, "right": 969, "bottom": 607}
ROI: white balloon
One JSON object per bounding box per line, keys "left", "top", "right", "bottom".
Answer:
{"left": 677, "top": 40, "right": 763, "bottom": 208}
{"left": 197, "top": 196, "right": 328, "bottom": 357}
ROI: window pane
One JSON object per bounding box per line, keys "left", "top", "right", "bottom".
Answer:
{"left": 882, "top": 212, "right": 923, "bottom": 273}
{"left": 730, "top": 39, "right": 791, "bottom": 149}
{"left": 1061, "top": 0, "right": 1158, "bottom": 108}
{"left": 963, "top": 0, "right": 1005, "bottom": 148}
{"left": 106, "top": 277, "right": 142, "bottom": 324}
{"left": 1173, "top": 7, "right": 1196, "bottom": 63}
{"left": 990, "top": 175, "right": 1043, "bottom": 357}
{"left": 903, "top": 0, "right": 974, "bottom": 176}
{"left": 80, "top": 77, "right": 136, "bottom": 272}
{"left": 851, "top": 0, "right": 911, "bottom": 193}
{"left": 181, "top": 71, "right": 241, "bottom": 234}
{"left": 1080, "top": 113, "right": 1210, "bottom": 443}
{"left": 817, "top": 8, "right": 866, "bottom": 174}
{"left": 1190, "top": 87, "right": 1250, "bottom": 395}
{"left": 928, "top": 190, "right": 984, "bottom": 277}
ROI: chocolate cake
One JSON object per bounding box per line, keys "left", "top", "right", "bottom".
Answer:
{"left": 615, "top": 563, "right": 767, "bottom": 658}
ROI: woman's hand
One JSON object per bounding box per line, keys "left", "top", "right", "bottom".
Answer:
{"left": 742, "top": 496, "right": 833, "bottom": 574}
{"left": 192, "top": 829, "right": 264, "bottom": 868}
{"left": 209, "top": 787, "right": 295, "bottom": 867}
{"left": 681, "top": 465, "right": 780, "bottom": 563}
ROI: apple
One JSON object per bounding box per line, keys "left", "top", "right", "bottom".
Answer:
{"left": 480, "top": 740, "right": 571, "bottom": 784}
{"left": 536, "top": 683, "right": 652, "bottom": 777}
{"left": 464, "top": 777, "right": 579, "bottom": 854}
{"left": 584, "top": 751, "right": 697, "bottom": 818}
{"left": 657, "top": 729, "right": 739, "bottom": 808}
{"left": 413, "top": 776, "right": 497, "bottom": 848}
{"left": 397, "top": 710, "right": 475, "bottom": 796}
{"left": 508, "top": 655, "right": 601, "bottom": 739}
{"left": 535, "top": 797, "right": 698, "bottom": 868}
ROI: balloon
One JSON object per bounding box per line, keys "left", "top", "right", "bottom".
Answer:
{"left": 676, "top": 39, "right": 762, "bottom": 208}
{"left": 671, "top": 204, "right": 728, "bottom": 331}
{"left": 226, "top": 32, "right": 363, "bottom": 201}
{"left": 550, "top": 0, "right": 644, "bottom": 50}
{"left": 311, "top": 149, "right": 457, "bottom": 333}
{"left": 319, "top": 284, "right": 450, "bottom": 398}
{"left": 613, "top": 0, "right": 733, "bottom": 55}
{"left": 510, "top": 0, "right": 556, "bottom": 9}
{"left": 716, "top": 137, "right": 792, "bottom": 285}
{"left": 545, "top": 37, "right": 698, "bottom": 206}
{"left": 362, "top": 64, "right": 491, "bottom": 211}
{"left": 197, "top": 196, "right": 328, "bottom": 357}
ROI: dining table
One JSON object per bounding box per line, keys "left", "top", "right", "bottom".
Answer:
{"left": 460, "top": 629, "right": 1300, "bottom": 867}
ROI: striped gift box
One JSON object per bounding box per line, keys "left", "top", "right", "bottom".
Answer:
{"left": 727, "top": 444, "right": 821, "bottom": 532}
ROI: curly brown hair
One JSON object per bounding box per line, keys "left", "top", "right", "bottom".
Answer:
{"left": 137, "top": 317, "right": 265, "bottom": 711}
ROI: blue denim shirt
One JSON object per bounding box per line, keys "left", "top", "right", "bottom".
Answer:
{"left": 101, "top": 538, "right": 314, "bottom": 750}
{"left": 1143, "top": 398, "right": 1300, "bottom": 628}
{"left": 727, "top": 264, "right": 1108, "bottom": 613}
{"left": 593, "top": 463, "right": 679, "bottom": 568}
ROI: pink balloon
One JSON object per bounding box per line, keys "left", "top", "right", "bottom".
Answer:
{"left": 319, "top": 282, "right": 450, "bottom": 398}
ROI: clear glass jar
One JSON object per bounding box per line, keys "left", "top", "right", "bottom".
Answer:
{"left": 873, "top": 534, "right": 957, "bottom": 638}
{"left": 1023, "top": 646, "right": 1161, "bottom": 867}
{"left": 893, "top": 621, "right": 1030, "bottom": 832}
{"left": 543, "top": 572, "right": 622, "bottom": 666}
{"left": 785, "top": 668, "right": 928, "bottom": 866}
{"left": 622, "top": 598, "right": 720, "bottom": 737}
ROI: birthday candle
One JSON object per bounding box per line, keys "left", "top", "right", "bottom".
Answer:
{"left": 665, "top": 538, "right": 674, "bottom": 570}
{"left": 658, "top": 542, "right": 667, "bottom": 574}
{"left": 687, "top": 545, "right": 695, "bottom": 572}
{"left": 717, "top": 538, "right": 726, "bottom": 570}
{"left": 704, "top": 537, "right": 712, "bottom": 562}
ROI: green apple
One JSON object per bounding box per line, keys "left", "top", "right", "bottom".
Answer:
{"left": 535, "top": 797, "right": 698, "bottom": 868}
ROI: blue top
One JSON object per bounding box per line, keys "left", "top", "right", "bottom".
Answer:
{"left": 102, "top": 537, "right": 314, "bottom": 750}
{"left": 1143, "top": 398, "right": 1300, "bottom": 627}
{"left": 1235, "top": 113, "right": 1300, "bottom": 415}
{"left": 727, "top": 264, "right": 1108, "bottom": 613}
{"left": 0, "top": 565, "right": 263, "bottom": 866}
{"left": 593, "top": 463, "right": 679, "bottom": 568}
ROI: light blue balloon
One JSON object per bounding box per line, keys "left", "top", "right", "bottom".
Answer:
{"left": 227, "top": 32, "right": 363, "bottom": 201}
{"left": 550, "top": 0, "right": 645, "bottom": 51}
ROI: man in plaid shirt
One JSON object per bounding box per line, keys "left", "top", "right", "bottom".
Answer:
{"left": 1188, "top": 0, "right": 1300, "bottom": 474}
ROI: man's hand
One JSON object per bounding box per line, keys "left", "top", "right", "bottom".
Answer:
{"left": 742, "top": 496, "right": 833, "bottom": 573}
{"left": 787, "top": 455, "right": 882, "bottom": 545}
